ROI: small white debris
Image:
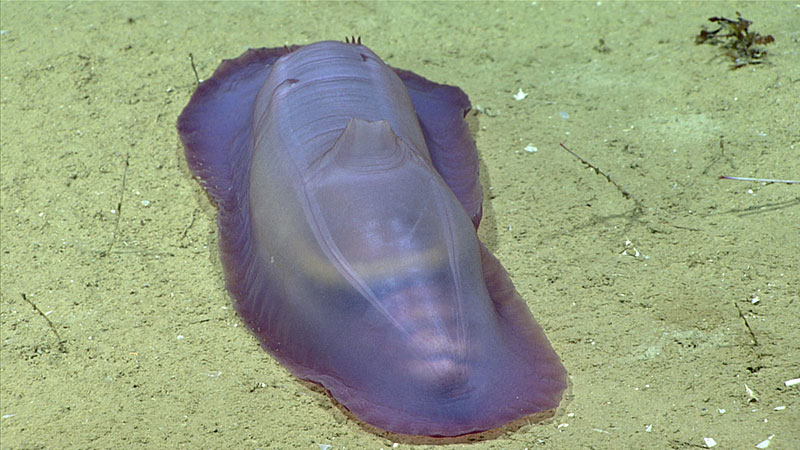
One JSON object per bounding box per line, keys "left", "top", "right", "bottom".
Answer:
{"left": 2, "top": 414, "right": 16, "bottom": 419}
{"left": 745, "top": 384, "right": 758, "bottom": 402}
{"left": 393, "top": 444, "right": 399, "bottom": 448}
{"left": 559, "top": 111, "right": 570, "bottom": 120}
{"left": 176, "top": 335, "right": 184, "bottom": 340}
{"left": 718, "top": 408, "right": 726, "bottom": 414}
{"left": 645, "top": 424, "right": 652, "bottom": 432}
{"left": 785, "top": 378, "right": 800, "bottom": 387}
{"left": 513, "top": 88, "right": 528, "bottom": 101}
{"left": 755, "top": 434, "right": 774, "bottom": 448}
{"left": 751, "top": 295, "right": 760, "bottom": 304}
{"left": 317, "top": 445, "right": 331, "bottom": 450}
{"left": 773, "top": 405, "right": 785, "bottom": 411}
{"left": 141, "top": 200, "right": 151, "bottom": 207}
{"left": 703, "top": 437, "right": 717, "bottom": 447}
{"left": 557, "top": 423, "right": 568, "bottom": 429}
{"left": 474, "top": 104, "right": 497, "bottom": 117}
{"left": 524, "top": 144, "right": 538, "bottom": 153}
{"left": 621, "top": 239, "right": 641, "bottom": 258}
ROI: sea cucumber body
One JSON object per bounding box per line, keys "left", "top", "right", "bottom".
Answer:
{"left": 178, "top": 41, "right": 567, "bottom": 437}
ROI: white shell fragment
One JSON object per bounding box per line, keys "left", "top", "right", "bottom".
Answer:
{"left": 513, "top": 88, "right": 528, "bottom": 101}
{"left": 755, "top": 434, "right": 775, "bottom": 448}
{"left": 703, "top": 437, "right": 717, "bottom": 447}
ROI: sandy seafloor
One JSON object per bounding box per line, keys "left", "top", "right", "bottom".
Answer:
{"left": 1, "top": 1, "right": 798, "bottom": 449}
